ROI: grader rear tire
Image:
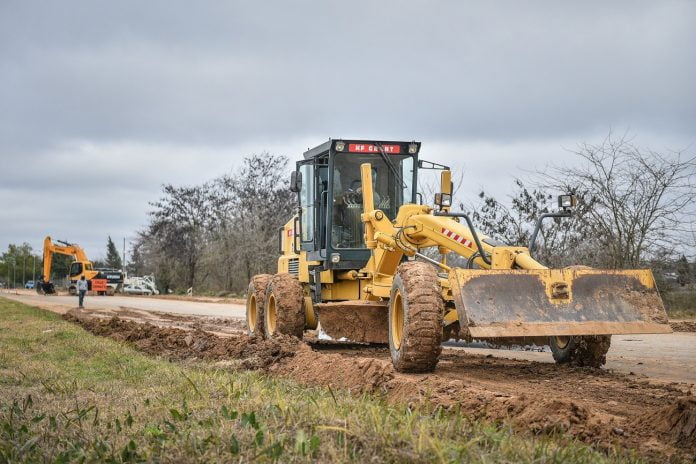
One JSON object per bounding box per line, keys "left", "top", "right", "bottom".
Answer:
{"left": 549, "top": 335, "right": 611, "bottom": 368}
{"left": 246, "top": 274, "right": 272, "bottom": 337}
{"left": 389, "top": 262, "right": 444, "bottom": 373}
{"left": 264, "top": 273, "right": 305, "bottom": 339}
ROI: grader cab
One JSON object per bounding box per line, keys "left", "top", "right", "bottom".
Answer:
{"left": 246, "top": 139, "right": 671, "bottom": 372}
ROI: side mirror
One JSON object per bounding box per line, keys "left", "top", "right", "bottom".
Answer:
{"left": 290, "top": 171, "right": 302, "bottom": 193}
{"left": 434, "top": 169, "right": 453, "bottom": 210}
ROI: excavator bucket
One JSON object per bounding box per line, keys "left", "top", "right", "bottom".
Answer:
{"left": 449, "top": 268, "right": 672, "bottom": 338}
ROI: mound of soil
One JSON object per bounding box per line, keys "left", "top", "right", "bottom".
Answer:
{"left": 671, "top": 320, "right": 696, "bottom": 333}
{"left": 639, "top": 397, "right": 696, "bottom": 447}
{"left": 388, "top": 376, "right": 617, "bottom": 443}
{"left": 272, "top": 350, "right": 395, "bottom": 394}
{"left": 64, "top": 312, "right": 300, "bottom": 369}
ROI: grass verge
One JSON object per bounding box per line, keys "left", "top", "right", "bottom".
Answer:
{"left": 0, "top": 297, "right": 643, "bottom": 463}
{"left": 663, "top": 290, "right": 696, "bottom": 319}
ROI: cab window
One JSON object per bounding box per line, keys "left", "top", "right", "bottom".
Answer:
{"left": 299, "top": 163, "right": 314, "bottom": 242}
{"left": 331, "top": 153, "right": 415, "bottom": 249}
{"left": 69, "top": 262, "right": 83, "bottom": 277}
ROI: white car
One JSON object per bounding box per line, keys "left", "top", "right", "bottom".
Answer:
{"left": 122, "top": 284, "right": 153, "bottom": 296}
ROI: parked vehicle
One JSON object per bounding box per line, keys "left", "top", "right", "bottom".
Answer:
{"left": 122, "top": 275, "right": 159, "bottom": 295}
{"left": 122, "top": 284, "right": 153, "bottom": 296}
{"left": 25, "top": 280, "right": 35, "bottom": 289}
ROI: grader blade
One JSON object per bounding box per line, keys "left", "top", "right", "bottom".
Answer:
{"left": 449, "top": 268, "right": 672, "bottom": 338}
{"left": 315, "top": 301, "right": 388, "bottom": 343}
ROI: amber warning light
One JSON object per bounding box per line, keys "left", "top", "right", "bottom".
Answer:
{"left": 348, "top": 143, "right": 401, "bottom": 154}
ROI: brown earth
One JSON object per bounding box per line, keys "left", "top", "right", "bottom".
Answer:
{"left": 65, "top": 306, "right": 246, "bottom": 336}
{"left": 122, "top": 293, "right": 247, "bottom": 305}
{"left": 63, "top": 309, "right": 695, "bottom": 462}
{"left": 671, "top": 320, "right": 696, "bottom": 332}
{"left": 315, "top": 301, "right": 389, "bottom": 343}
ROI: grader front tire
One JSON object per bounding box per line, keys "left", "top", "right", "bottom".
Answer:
{"left": 246, "top": 274, "right": 272, "bottom": 337}
{"left": 389, "top": 262, "right": 444, "bottom": 373}
{"left": 264, "top": 273, "right": 305, "bottom": 339}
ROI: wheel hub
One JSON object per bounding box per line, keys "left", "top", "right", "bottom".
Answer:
{"left": 390, "top": 290, "right": 404, "bottom": 350}
{"left": 266, "top": 294, "right": 277, "bottom": 335}
{"left": 555, "top": 336, "right": 570, "bottom": 350}
{"left": 247, "top": 294, "right": 257, "bottom": 331}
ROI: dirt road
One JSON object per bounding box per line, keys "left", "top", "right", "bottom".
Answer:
{"left": 3, "top": 289, "right": 694, "bottom": 384}
{"left": 1, "top": 289, "right": 246, "bottom": 318}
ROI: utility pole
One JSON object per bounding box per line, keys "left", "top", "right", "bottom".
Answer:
{"left": 123, "top": 237, "right": 126, "bottom": 273}
{"left": 23, "top": 255, "right": 26, "bottom": 286}
{"left": 33, "top": 255, "right": 36, "bottom": 282}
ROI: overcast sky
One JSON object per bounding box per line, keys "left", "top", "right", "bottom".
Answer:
{"left": 1, "top": 1, "right": 694, "bottom": 261}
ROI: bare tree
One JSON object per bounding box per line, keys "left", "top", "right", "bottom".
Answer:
{"left": 541, "top": 133, "right": 696, "bottom": 268}
{"left": 146, "top": 183, "right": 215, "bottom": 289}
{"left": 472, "top": 180, "right": 597, "bottom": 267}
{"left": 210, "top": 153, "right": 294, "bottom": 290}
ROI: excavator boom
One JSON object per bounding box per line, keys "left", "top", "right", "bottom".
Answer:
{"left": 38, "top": 236, "right": 97, "bottom": 295}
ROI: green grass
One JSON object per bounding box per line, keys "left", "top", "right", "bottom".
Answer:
{"left": 0, "top": 298, "right": 644, "bottom": 463}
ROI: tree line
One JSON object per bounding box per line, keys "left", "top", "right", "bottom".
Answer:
{"left": 130, "top": 153, "right": 294, "bottom": 294}
{"left": 470, "top": 133, "right": 695, "bottom": 289}
{"left": 5, "top": 135, "right": 692, "bottom": 294}
{"left": 126, "top": 134, "right": 694, "bottom": 295}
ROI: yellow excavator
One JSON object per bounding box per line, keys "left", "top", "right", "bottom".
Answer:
{"left": 246, "top": 139, "right": 671, "bottom": 371}
{"left": 37, "top": 236, "right": 111, "bottom": 295}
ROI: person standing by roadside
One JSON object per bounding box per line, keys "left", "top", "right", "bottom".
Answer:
{"left": 77, "top": 275, "right": 88, "bottom": 308}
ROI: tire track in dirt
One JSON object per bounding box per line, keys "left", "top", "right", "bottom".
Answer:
{"left": 63, "top": 310, "right": 695, "bottom": 462}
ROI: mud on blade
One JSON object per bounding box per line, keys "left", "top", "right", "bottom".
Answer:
{"left": 449, "top": 268, "right": 672, "bottom": 338}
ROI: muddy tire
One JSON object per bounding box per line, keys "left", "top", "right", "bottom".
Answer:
{"left": 389, "top": 261, "right": 444, "bottom": 373}
{"left": 264, "top": 273, "right": 305, "bottom": 339}
{"left": 246, "top": 274, "right": 272, "bottom": 337}
{"left": 549, "top": 335, "right": 611, "bottom": 368}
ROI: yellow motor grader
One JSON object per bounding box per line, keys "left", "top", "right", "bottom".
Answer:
{"left": 246, "top": 139, "right": 671, "bottom": 372}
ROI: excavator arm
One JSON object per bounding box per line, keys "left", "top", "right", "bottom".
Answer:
{"left": 38, "top": 236, "right": 95, "bottom": 294}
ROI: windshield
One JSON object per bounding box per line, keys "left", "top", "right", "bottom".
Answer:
{"left": 332, "top": 152, "right": 414, "bottom": 249}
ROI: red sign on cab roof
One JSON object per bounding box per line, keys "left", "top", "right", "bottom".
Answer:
{"left": 348, "top": 143, "right": 401, "bottom": 154}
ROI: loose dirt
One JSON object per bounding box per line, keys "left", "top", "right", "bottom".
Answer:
{"left": 63, "top": 309, "right": 695, "bottom": 462}
{"left": 63, "top": 312, "right": 299, "bottom": 369}
{"left": 315, "top": 301, "right": 389, "bottom": 344}
{"left": 65, "top": 306, "right": 246, "bottom": 336}
{"left": 671, "top": 320, "right": 696, "bottom": 332}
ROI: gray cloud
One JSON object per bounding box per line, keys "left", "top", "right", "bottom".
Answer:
{"left": 1, "top": 1, "right": 694, "bottom": 257}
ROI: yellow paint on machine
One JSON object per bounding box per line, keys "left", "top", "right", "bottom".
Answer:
{"left": 448, "top": 268, "right": 671, "bottom": 338}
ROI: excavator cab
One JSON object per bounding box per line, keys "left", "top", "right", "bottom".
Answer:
{"left": 292, "top": 140, "right": 419, "bottom": 270}
{"left": 69, "top": 261, "right": 93, "bottom": 278}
